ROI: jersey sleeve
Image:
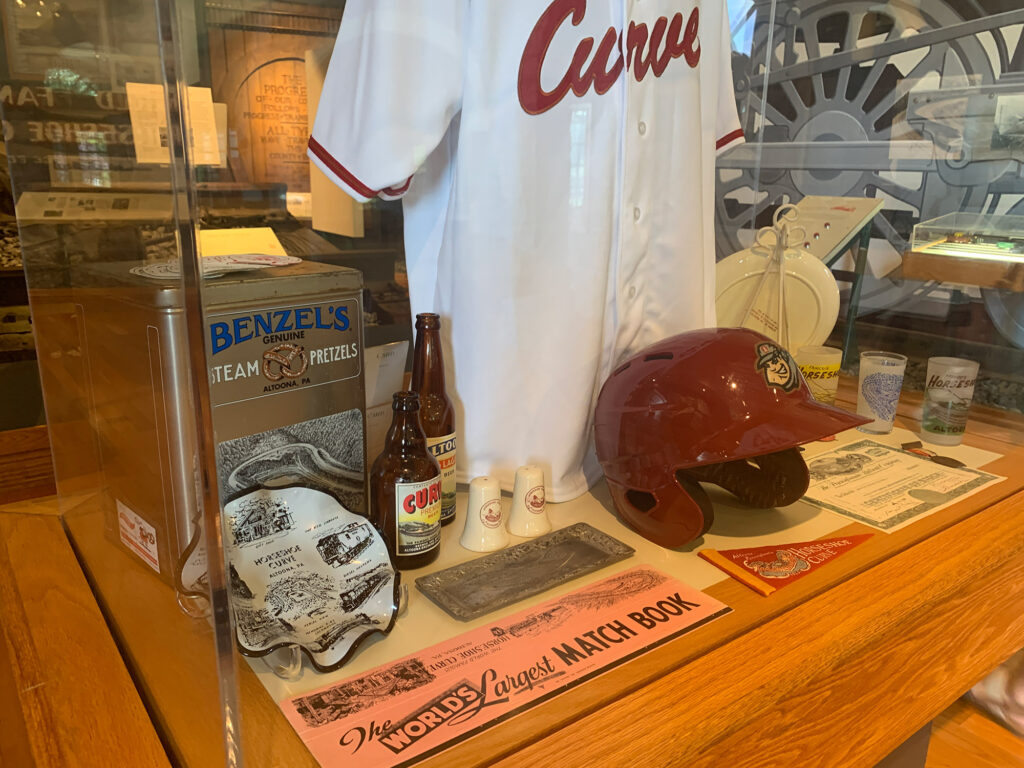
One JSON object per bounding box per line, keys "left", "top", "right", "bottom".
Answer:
{"left": 714, "top": 7, "right": 744, "bottom": 155}
{"left": 307, "top": 0, "right": 465, "bottom": 202}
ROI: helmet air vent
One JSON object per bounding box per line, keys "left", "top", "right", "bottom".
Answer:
{"left": 624, "top": 489, "right": 657, "bottom": 512}
{"left": 643, "top": 352, "right": 673, "bottom": 362}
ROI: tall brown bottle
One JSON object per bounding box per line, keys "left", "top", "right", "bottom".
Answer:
{"left": 370, "top": 391, "right": 442, "bottom": 570}
{"left": 411, "top": 313, "right": 457, "bottom": 526}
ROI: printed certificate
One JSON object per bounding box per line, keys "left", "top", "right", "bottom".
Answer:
{"left": 802, "top": 440, "right": 1004, "bottom": 532}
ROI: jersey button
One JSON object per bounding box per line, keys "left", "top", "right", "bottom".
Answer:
{"left": 638, "top": 121, "right": 647, "bottom": 136}
{"left": 628, "top": 285, "right": 638, "bottom": 298}
{"left": 633, "top": 206, "right": 641, "bottom": 221}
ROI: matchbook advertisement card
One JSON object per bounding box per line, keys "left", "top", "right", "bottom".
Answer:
{"left": 281, "top": 566, "right": 729, "bottom": 768}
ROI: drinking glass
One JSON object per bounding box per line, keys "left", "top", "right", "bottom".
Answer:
{"left": 856, "top": 351, "right": 907, "bottom": 434}
{"left": 796, "top": 345, "right": 843, "bottom": 405}
{"left": 921, "top": 357, "right": 979, "bottom": 446}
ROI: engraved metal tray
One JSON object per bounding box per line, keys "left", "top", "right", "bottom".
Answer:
{"left": 415, "top": 523, "right": 634, "bottom": 621}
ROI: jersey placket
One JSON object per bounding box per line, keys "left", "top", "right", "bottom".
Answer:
{"left": 614, "top": 0, "right": 652, "bottom": 363}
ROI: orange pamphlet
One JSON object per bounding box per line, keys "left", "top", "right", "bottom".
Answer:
{"left": 282, "top": 566, "right": 729, "bottom": 767}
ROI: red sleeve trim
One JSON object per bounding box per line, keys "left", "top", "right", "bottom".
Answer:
{"left": 308, "top": 136, "right": 377, "bottom": 198}
{"left": 309, "top": 136, "right": 409, "bottom": 200}
{"left": 380, "top": 177, "right": 412, "bottom": 199}
{"left": 715, "top": 128, "right": 745, "bottom": 150}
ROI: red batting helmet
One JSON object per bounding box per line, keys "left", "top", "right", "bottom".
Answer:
{"left": 593, "top": 328, "right": 869, "bottom": 548}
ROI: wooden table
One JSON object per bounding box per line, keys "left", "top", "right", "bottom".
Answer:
{"left": 0, "top": 501, "right": 170, "bottom": 768}
{"left": 54, "top": 380, "right": 1024, "bottom": 768}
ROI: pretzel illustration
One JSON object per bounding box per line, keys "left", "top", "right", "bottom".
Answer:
{"left": 262, "top": 343, "right": 308, "bottom": 381}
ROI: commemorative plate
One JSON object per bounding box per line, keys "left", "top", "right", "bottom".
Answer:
{"left": 215, "top": 253, "right": 302, "bottom": 268}
{"left": 224, "top": 486, "right": 400, "bottom": 672}
{"left": 129, "top": 253, "right": 301, "bottom": 280}
{"left": 716, "top": 243, "right": 840, "bottom": 349}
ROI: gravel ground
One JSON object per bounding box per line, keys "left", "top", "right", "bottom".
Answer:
{"left": 0, "top": 223, "right": 21, "bottom": 270}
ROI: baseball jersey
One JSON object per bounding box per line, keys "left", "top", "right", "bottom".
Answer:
{"left": 309, "top": 0, "right": 743, "bottom": 502}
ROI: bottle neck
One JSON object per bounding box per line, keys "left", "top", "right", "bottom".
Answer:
{"left": 412, "top": 328, "right": 446, "bottom": 394}
{"left": 385, "top": 409, "right": 427, "bottom": 453}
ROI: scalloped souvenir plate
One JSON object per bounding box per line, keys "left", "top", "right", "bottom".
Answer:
{"left": 224, "top": 486, "right": 400, "bottom": 672}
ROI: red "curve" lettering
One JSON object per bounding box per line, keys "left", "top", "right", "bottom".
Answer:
{"left": 518, "top": 0, "right": 701, "bottom": 115}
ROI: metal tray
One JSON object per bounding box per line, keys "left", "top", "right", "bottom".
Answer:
{"left": 415, "top": 523, "right": 634, "bottom": 621}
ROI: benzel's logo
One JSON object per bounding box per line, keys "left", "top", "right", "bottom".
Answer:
{"left": 755, "top": 341, "right": 799, "bottom": 392}
{"left": 519, "top": 0, "right": 700, "bottom": 115}
{"left": 262, "top": 343, "right": 308, "bottom": 381}
{"left": 209, "top": 304, "right": 350, "bottom": 355}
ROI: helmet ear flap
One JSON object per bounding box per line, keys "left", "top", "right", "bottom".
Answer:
{"left": 605, "top": 475, "right": 712, "bottom": 548}
{"left": 674, "top": 471, "right": 714, "bottom": 536}
{"left": 686, "top": 447, "right": 810, "bottom": 508}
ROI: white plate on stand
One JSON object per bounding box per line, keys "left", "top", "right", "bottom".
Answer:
{"left": 716, "top": 244, "right": 840, "bottom": 350}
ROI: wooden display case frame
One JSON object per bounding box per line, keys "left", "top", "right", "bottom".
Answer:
{"left": 54, "top": 376, "right": 1024, "bottom": 768}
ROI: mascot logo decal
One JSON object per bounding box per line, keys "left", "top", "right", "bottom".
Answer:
{"left": 755, "top": 341, "right": 800, "bottom": 393}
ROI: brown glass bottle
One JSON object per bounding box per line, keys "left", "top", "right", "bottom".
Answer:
{"left": 411, "top": 313, "right": 458, "bottom": 526}
{"left": 370, "top": 391, "right": 442, "bottom": 570}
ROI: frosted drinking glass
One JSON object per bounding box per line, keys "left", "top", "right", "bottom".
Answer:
{"left": 856, "top": 352, "right": 907, "bottom": 434}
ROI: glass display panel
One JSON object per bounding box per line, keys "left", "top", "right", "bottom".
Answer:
{"left": 716, "top": 0, "right": 1024, "bottom": 413}
{"left": 3, "top": 0, "right": 1023, "bottom": 766}
{"left": 0, "top": 0, "right": 242, "bottom": 763}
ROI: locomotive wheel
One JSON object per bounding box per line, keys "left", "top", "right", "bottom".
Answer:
{"left": 981, "top": 196, "right": 1024, "bottom": 348}
{"left": 717, "top": 0, "right": 997, "bottom": 263}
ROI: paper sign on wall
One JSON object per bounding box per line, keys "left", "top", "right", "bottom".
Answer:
{"left": 126, "top": 83, "right": 222, "bottom": 166}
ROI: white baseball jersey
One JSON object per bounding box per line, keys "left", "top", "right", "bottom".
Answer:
{"left": 309, "top": 0, "right": 743, "bottom": 502}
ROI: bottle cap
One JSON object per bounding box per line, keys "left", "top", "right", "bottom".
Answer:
{"left": 508, "top": 465, "right": 550, "bottom": 538}
{"left": 460, "top": 476, "right": 509, "bottom": 552}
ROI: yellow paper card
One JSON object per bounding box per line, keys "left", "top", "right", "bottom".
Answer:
{"left": 199, "top": 227, "right": 287, "bottom": 258}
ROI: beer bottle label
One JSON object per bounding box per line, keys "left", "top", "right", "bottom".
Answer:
{"left": 426, "top": 433, "right": 457, "bottom": 523}
{"left": 394, "top": 475, "right": 442, "bottom": 556}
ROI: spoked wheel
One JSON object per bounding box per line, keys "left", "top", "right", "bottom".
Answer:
{"left": 717, "top": 0, "right": 999, "bottom": 267}
{"left": 981, "top": 197, "right": 1024, "bottom": 348}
